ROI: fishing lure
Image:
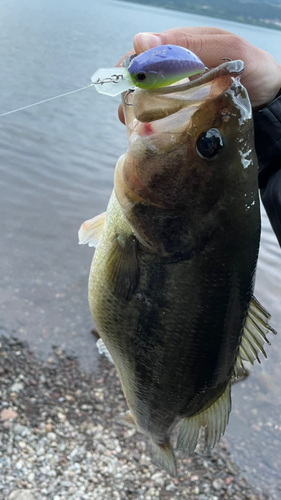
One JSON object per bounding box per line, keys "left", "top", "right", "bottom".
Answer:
{"left": 91, "top": 45, "right": 205, "bottom": 96}
{"left": 0, "top": 45, "right": 205, "bottom": 117}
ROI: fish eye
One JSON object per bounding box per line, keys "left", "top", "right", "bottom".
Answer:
{"left": 196, "top": 128, "right": 223, "bottom": 160}
{"left": 135, "top": 71, "right": 147, "bottom": 82}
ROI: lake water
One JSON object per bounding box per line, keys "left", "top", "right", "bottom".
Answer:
{"left": 0, "top": 0, "right": 281, "bottom": 496}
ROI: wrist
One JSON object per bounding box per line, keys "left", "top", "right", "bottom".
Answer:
{"left": 253, "top": 63, "right": 281, "bottom": 111}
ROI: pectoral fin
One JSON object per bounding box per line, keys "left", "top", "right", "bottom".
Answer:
{"left": 105, "top": 235, "right": 139, "bottom": 301}
{"left": 234, "top": 296, "right": 277, "bottom": 374}
{"left": 78, "top": 212, "right": 106, "bottom": 247}
{"left": 177, "top": 382, "right": 231, "bottom": 454}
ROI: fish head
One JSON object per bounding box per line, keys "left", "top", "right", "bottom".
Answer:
{"left": 115, "top": 61, "right": 259, "bottom": 254}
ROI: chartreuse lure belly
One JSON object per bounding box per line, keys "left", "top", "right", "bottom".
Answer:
{"left": 91, "top": 45, "right": 205, "bottom": 96}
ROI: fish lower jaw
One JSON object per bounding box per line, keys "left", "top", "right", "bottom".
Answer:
{"left": 129, "top": 126, "right": 184, "bottom": 155}
{"left": 134, "top": 120, "right": 154, "bottom": 137}
{"left": 129, "top": 108, "right": 192, "bottom": 152}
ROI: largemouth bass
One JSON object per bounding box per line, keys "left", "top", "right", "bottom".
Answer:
{"left": 79, "top": 59, "right": 276, "bottom": 476}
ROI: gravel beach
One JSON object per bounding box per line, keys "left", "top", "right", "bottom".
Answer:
{"left": 0, "top": 335, "right": 269, "bottom": 500}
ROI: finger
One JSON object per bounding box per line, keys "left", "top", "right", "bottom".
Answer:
{"left": 118, "top": 104, "right": 125, "bottom": 125}
{"left": 134, "top": 31, "right": 251, "bottom": 70}
{"left": 134, "top": 27, "right": 230, "bottom": 53}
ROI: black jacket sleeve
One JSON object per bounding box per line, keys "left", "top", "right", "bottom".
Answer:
{"left": 254, "top": 90, "right": 281, "bottom": 246}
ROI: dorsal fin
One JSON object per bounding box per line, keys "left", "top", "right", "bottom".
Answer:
{"left": 78, "top": 212, "right": 106, "bottom": 247}
{"left": 234, "top": 296, "right": 277, "bottom": 375}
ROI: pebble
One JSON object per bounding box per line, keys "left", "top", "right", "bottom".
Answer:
{"left": 9, "top": 382, "right": 24, "bottom": 393}
{"left": 47, "top": 432, "right": 57, "bottom": 441}
{"left": 13, "top": 424, "right": 30, "bottom": 436}
{"left": 0, "top": 409, "right": 18, "bottom": 421}
{"left": 45, "top": 424, "right": 53, "bottom": 433}
{"left": 15, "top": 460, "right": 24, "bottom": 470}
{"left": 8, "top": 491, "right": 35, "bottom": 500}
{"left": 0, "top": 335, "right": 269, "bottom": 500}
{"left": 193, "top": 486, "right": 200, "bottom": 494}
{"left": 212, "top": 478, "right": 225, "bottom": 491}
{"left": 57, "top": 412, "right": 66, "bottom": 422}
{"left": 165, "top": 482, "right": 176, "bottom": 491}
{"left": 191, "top": 474, "right": 199, "bottom": 481}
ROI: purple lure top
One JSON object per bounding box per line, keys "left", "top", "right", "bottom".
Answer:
{"left": 128, "top": 45, "right": 205, "bottom": 83}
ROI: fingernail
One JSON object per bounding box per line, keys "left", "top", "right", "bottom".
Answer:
{"left": 135, "top": 33, "right": 162, "bottom": 52}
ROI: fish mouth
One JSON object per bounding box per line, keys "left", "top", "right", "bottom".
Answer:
{"left": 122, "top": 60, "right": 244, "bottom": 151}
{"left": 116, "top": 60, "right": 247, "bottom": 211}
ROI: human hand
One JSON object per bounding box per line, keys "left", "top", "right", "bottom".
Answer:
{"left": 118, "top": 27, "right": 281, "bottom": 123}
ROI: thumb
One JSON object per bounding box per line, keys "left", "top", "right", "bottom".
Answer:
{"left": 133, "top": 28, "right": 247, "bottom": 69}
{"left": 133, "top": 32, "right": 162, "bottom": 54}
{"left": 134, "top": 27, "right": 229, "bottom": 52}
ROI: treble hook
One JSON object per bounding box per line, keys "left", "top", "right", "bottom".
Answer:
{"left": 124, "top": 89, "right": 135, "bottom": 106}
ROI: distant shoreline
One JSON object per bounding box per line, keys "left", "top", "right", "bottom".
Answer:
{"left": 118, "top": 0, "right": 281, "bottom": 32}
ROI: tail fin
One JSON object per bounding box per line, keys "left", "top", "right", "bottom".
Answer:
{"left": 150, "top": 440, "right": 177, "bottom": 477}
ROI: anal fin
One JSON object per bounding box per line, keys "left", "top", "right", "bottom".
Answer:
{"left": 78, "top": 212, "right": 106, "bottom": 247}
{"left": 177, "top": 382, "right": 231, "bottom": 454}
{"left": 234, "top": 296, "right": 277, "bottom": 375}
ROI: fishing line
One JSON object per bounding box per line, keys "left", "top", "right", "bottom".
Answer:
{"left": 0, "top": 83, "right": 94, "bottom": 117}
